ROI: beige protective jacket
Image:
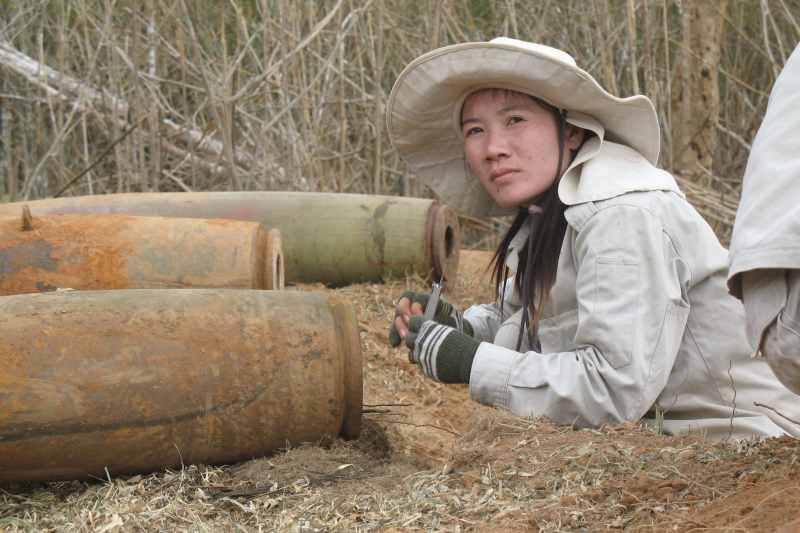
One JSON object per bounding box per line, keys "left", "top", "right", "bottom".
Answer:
{"left": 465, "top": 140, "right": 800, "bottom": 440}
{"left": 728, "top": 45, "right": 800, "bottom": 395}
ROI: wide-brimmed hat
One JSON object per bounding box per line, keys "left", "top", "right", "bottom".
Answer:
{"left": 386, "top": 37, "right": 661, "bottom": 217}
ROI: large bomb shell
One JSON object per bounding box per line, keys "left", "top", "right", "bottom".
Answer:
{"left": 0, "top": 192, "right": 460, "bottom": 286}
{"left": 0, "top": 213, "right": 284, "bottom": 293}
{"left": 0, "top": 289, "right": 361, "bottom": 482}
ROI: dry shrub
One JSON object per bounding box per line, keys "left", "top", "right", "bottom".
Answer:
{"left": 2, "top": 2, "right": 800, "bottom": 244}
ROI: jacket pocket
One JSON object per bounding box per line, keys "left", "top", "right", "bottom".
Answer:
{"left": 538, "top": 308, "right": 579, "bottom": 354}
{"left": 649, "top": 301, "right": 691, "bottom": 389}
{"left": 587, "top": 258, "right": 640, "bottom": 369}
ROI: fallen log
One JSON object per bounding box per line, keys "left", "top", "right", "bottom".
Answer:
{"left": 0, "top": 192, "right": 461, "bottom": 285}
{"left": 0, "top": 211, "right": 284, "bottom": 293}
{"left": 0, "top": 39, "right": 252, "bottom": 173}
{"left": 0, "top": 289, "right": 361, "bottom": 482}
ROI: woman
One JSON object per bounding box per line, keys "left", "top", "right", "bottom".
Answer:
{"left": 386, "top": 37, "right": 800, "bottom": 440}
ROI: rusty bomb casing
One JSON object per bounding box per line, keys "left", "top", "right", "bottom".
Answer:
{"left": 0, "top": 289, "right": 361, "bottom": 482}
{"left": 0, "top": 213, "right": 284, "bottom": 294}
{"left": 0, "top": 191, "right": 460, "bottom": 285}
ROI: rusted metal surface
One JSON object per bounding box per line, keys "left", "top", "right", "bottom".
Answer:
{"left": 263, "top": 228, "right": 285, "bottom": 291}
{"left": 425, "top": 202, "right": 461, "bottom": 285}
{"left": 0, "top": 192, "right": 461, "bottom": 285}
{"left": 0, "top": 213, "right": 285, "bottom": 294}
{"left": 0, "top": 289, "right": 362, "bottom": 482}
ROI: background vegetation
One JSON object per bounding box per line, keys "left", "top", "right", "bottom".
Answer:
{"left": 1, "top": 0, "right": 798, "bottom": 244}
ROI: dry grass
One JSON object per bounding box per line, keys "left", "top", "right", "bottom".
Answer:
{"left": 1, "top": 251, "right": 799, "bottom": 532}
{"left": 2, "top": 416, "right": 798, "bottom": 532}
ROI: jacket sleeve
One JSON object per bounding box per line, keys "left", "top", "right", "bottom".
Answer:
{"left": 469, "top": 204, "right": 691, "bottom": 427}
{"left": 758, "top": 269, "right": 800, "bottom": 395}
{"left": 464, "top": 277, "right": 522, "bottom": 342}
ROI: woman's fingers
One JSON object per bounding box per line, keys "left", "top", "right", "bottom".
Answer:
{"left": 394, "top": 314, "right": 409, "bottom": 338}
{"left": 394, "top": 296, "right": 427, "bottom": 339}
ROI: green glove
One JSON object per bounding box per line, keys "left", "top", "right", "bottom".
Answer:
{"left": 388, "top": 291, "right": 474, "bottom": 347}
{"left": 405, "top": 316, "right": 480, "bottom": 383}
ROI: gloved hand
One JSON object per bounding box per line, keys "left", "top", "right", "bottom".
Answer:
{"left": 388, "top": 291, "right": 474, "bottom": 347}
{"left": 404, "top": 316, "right": 480, "bottom": 383}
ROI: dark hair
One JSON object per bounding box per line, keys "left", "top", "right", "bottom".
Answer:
{"left": 489, "top": 98, "right": 578, "bottom": 351}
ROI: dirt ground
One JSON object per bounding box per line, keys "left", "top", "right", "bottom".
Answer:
{"left": 2, "top": 249, "right": 800, "bottom": 532}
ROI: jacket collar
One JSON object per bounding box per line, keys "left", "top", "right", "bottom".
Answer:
{"left": 505, "top": 140, "right": 682, "bottom": 271}
{"left": 559, "top": 138, "right": 682, "bottom": 206}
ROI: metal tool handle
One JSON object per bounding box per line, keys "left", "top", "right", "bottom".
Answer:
{"left": 410, "top": 277, "right": 445, "bottom": 363}
{"left": 422, "top": 278, "right": 444, "bottom": 322}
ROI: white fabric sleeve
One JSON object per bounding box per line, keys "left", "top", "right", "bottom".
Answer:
{"left": 760, "top": 269, "right": 800, "bottom": 395}
{"left": 740, "top": 269, "right": 786, "bottom": 352}
{"left": 469, "top": 204, "right": 690, "bottom": 428}
{"left": 463, "top": 277, "right": 522, "bottom": 342}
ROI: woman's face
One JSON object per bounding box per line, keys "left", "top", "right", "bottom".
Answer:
{"left": 461, "top": 89, "right": 584, "bottom": 209}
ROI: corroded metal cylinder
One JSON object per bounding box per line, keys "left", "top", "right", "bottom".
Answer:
{"left": 0, "top": 289, "right": 362, "bottom": 482}
{"left": 0, "top": 213, "right": 285, "bottom": 294}
{"left": 0, "top": 192, "right": 461, "bottom": 285}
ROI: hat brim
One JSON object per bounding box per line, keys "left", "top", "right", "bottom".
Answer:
{"left": 387, "top": 41, "right": 661, "bottom": 218}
